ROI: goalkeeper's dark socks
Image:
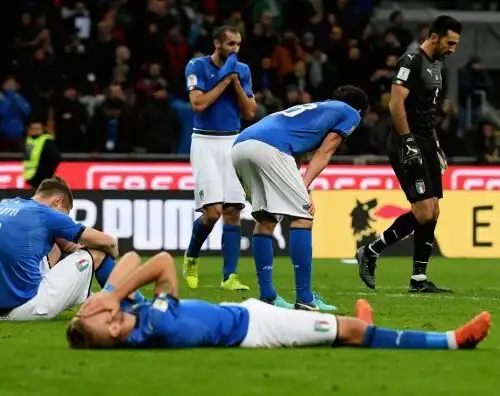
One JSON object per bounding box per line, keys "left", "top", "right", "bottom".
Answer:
{"left": 362, "top": 325, "right": 453, "bottom": 349}
{"left": 412, "top": 220, "right": 437, "bottom": 276}
{"left": 368, "top": 212, "right": 419, "bottom": 256}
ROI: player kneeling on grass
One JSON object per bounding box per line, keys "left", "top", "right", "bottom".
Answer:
{"left": 69, "top": 251, "right": 490, "bottom": 350}
{"left": 0, "top": 176, "right": 143, "bottom": 321}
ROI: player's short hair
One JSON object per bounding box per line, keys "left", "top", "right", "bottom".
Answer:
{"left": 213, "top": 25, "right": 240, "bottom": 42}
{"left": 66, "top": 318, "right": 93, "bottom": 349}
{"left": 429, "top": 15, "right": 462, "bottom": 37}
{"left": 35, "top": 176, "right": 74, "bottom": 209}
{"left": 332, "top": 85, "right": 369, "bottom": 114}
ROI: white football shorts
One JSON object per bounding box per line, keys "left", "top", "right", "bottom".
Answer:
{"left": 1, "top": 249, "right": 93, "bottom": 321}
{"left": 231, "top": 139, "right": 312, "bottom": 221}
{"left": 227, "top": 298, "right": 338, "bottom": 348}
{"left": 190, "top": 133, "right": 246, "bottom": 211}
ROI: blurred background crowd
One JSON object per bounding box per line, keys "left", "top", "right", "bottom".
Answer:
{"left": 0, "top": 0, "right": 499, "bottom": 164}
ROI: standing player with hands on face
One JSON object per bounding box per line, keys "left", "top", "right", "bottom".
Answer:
{"left": 232, "top": 85, "right": 368, "bottom": 310}
{"left": 183, "top": 25, "right": 257, "bottom": 292}
{"left": 356, "top": 16, "right": 462, "bottom": 293}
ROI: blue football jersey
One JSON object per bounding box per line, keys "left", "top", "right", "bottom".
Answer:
{"left": 234, "top": 101, "right": 361, "bottom": 156}
{"left": 125, "top": 296, "right": 249, "bottom": 348}
{"left": 185, "top": 56, "right": 253, "bottom": 132}
{"left": 0, "top": 198, "right": 85, "bottom": 309}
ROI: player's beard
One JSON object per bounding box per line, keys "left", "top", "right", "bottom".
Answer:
{"left": 218, "top": 48, "right": 229, "bottom": 63}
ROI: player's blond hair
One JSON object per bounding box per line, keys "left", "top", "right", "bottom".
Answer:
{"left": 66, "top": 318, "right": 93, "bottom": 349}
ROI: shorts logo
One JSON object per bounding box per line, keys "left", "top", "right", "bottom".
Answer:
{"left": 199, "top": 190, "right": 204, "bottom": 201}
{"left": 153, "top": 298, "right": 169, "bottom": 312}
{"left": 314, "top": 320, "right": 330, "bottom": 332}
{"left": 75, "top": 259, "right": 89, "bottom": 272}
{"left": 415, "top": 179, "right": 426, "bottom": 194}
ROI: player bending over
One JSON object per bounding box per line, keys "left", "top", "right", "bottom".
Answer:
{"left": 70, "top": 251, "right": 490, "bottom": 350}
{"left": 183, "top": 25, "right": 257, "bottom": 291}
{"left": 0, "top": 176, "right": 142, "bottom": 320}
{"left": 230, "top": 85, "right": 368, "bottom": 311}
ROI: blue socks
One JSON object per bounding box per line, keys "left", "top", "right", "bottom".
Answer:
{"left": 99, "top": 257, "right": 146, "bottom": 303}
{"left": 363, "top": 325, "right": 451, "bottom": 349}
{"left": 290, "top": 228, "right": 313, "bottom": 303}
{"left": 252, "top": 234, "right": 276, "bottom": 301}
{"left": 222, "top": 224, "right": 241, "bottom": 281}
{"left": 95, "top": 255, "right": 116, "bottom": 288}
{"left": 186, "top": 217, "right": 215, "bottom": 258}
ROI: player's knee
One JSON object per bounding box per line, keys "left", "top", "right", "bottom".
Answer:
{"left": 433, "top": 200, "right": 440, "bottom": 220}
{"left": 411, "top": 202, "right": 434, "bottom": 224}
{"left": 203, "top": 205, "right": 223, "bottom": 224}
{"left": 154, "top": 251, "right": 174, "bottom": 265}
{"left": 254, "top": 220, "right": 276, "bottom": 235}
{"left": 289, "top": 218, "right": 313, "bottom": 229}
{"left": 122, "top": 251, "right": 141, "bottom": 263}
{"left": 222, "top": 205, "right": 241, "bottom": 225}
{"left": 337, "top": 317, "right": 368, "bottom": 345}
{"left": 87, "top": 249, "right": 107, "bottom": 267}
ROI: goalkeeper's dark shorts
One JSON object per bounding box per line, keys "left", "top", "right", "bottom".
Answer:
{"left": 388, "top": 135, "right": 443, "bottom": 203}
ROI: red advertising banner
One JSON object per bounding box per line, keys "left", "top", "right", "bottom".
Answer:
{"left": 1, "top": 161, "right": 500, "bottom": 190}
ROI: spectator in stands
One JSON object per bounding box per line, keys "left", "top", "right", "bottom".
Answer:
{"left": 54, "top": 84, "right": 88, "bottom": 153}
{"left": 369, "top": 54, "right": 397, "bottom": 98}
{"left": 368, "top": 92, "right": 392, "bottom": 154}
{"left": 272, "top": 29, "right": 306, "bottom": 81}
{"left": 136, "top": 62, "right": 168, "bottom": 103}
{"left": 436, "top": 99, "right": 460, "bottom": 157}
{"left": 252, "top": 0, "right": 283, "bottom": 29}
{"left": 385, "top": 10, "right": 413, "bottom": 51}
{"left": 282, "top": 60, "right": 314, "bottom": 101}
{"left": 407, "top": 24, "right": 430, "bottom": 52}
{"left": 165, "top": 25, "right": 191, "bottom": 96}
{"left": 0, "top": 76, "right": 31, "bottom": 152}
{"left": 23, "top": 116, "right": 61, "bottom": 189}
{"left": 475, "top": 120, "right": 500, "bottom": 164}
{"left": 138, "top": 83, "right": 180, "bottom": 154}
{"left": 458, "top": 55, "right": 492, "bottom": 134}
{"left": 88, "top": 96, "right": 131, "bottom": 154}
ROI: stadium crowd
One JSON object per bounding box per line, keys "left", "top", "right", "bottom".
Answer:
{"left": 0, "top": 0, "right": 498, "bottom": 163}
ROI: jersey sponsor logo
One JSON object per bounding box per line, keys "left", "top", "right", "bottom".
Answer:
{"left": 187, "top": 74, "right": 198, "bottom": 88}
{"left": 396, "top": 67, "right": 410, "bottom": 81}
{"left": 1, "top": 162, "right": 500, "bottom": 191}
{"left": 75, "top": 259, "right": 90, "bottom": 272}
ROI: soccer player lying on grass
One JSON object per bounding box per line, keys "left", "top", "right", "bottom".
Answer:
{"left": 68, "top": 252, "right": 491, "bottom": 350}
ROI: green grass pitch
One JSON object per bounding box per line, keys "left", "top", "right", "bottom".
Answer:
{"left": 1, "top": 257, "right": 499, "bottom": 396}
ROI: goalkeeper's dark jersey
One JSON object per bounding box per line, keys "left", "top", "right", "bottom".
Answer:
{"left": 391, "top": 48, "right": 443, "bottom": 140}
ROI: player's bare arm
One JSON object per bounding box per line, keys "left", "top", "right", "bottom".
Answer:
{"left": 389, "top": 84, "right": 411, "bottom": 136}
{"left": 78, "top": 228, "right": 118, "bottom": 258}
{"left": 103, "top": 252, "right": 177, "bottom": 301}
{"left": 302, "top": 133, "right": 343, "bottom": 188}
{"left": 79, "top": 252, "right": 178, "bottom": 318}
{"left": 189, "top": 75, "right": 234, "bottom": 113}
{"left": 233, "top": 78, "right": 257, "bottom": 120}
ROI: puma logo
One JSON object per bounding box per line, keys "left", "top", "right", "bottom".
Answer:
{"left": 407, "top": 54, "right": 415, "bottom": 60}
{"left": 406, "top": 146, "right": 419, "bottom": 155}
{"left": 427, "top": 68, "right": 432, "bottom": 76}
